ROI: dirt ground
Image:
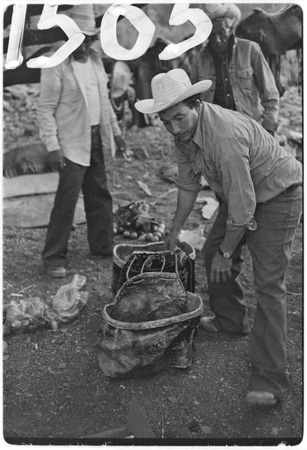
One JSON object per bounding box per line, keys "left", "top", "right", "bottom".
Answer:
{"left": 2, "top": 84, "right": 303, "bottom": 446}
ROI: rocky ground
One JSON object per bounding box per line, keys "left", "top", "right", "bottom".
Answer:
{"left": 2, "top": 82, "right": 303, "bottom": 446}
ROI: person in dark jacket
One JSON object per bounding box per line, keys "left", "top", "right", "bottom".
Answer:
{"left": 181, "top": 3, "right": 279, "bottom": 136}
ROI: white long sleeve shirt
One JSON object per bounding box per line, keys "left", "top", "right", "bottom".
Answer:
{"left": 38, "top": 47, "right": 121, "bottom": 166}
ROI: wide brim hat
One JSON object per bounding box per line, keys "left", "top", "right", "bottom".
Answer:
{"left": 111, "top": 61, "right": 133, "bottom": 98}
{"left": 64, "top": 4, "right": 99, "bottom": 36}
{"left": 135, "top": 69, "right": 212, "bottom": 115}
{"left": 203, "top": 3, "right": 242, "bottom": 26}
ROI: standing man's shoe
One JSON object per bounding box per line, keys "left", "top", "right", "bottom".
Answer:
{"left": 246, "top": 391, "right": 277, "bottom": 405}
{"left": 89, "top": 251, "right": 113, "bottom": 259}
{"left": 46, "top": 266, "right": 67, "bottom": 278}
{"left": 199, "top": 316, "right": 220, "bottom": 333}
{"left": 199, "top": 316, "right": 250, "bottom": 336}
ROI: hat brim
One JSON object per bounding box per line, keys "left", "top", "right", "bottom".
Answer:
{"left": 208, "top": 4, "right": 241, "bottom": 23}
{"left": 135, "top": 80, "right": 212, "bottom": 114}
{"left": 82, "top": 31, "right": 99, "bottom": 36}
{"left": 81, "top": 28, "right": 100, "bottom": 36}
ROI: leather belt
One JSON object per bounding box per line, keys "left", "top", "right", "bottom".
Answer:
{"left": 282, "top": 183, "right": 302, "bottom": 194}
{"left": 258, "top": 183, "right": 301, "bottom": 205}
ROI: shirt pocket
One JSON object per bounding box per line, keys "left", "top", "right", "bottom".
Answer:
{"left": 236, "top": 67, "right": 254, "bottom": 90}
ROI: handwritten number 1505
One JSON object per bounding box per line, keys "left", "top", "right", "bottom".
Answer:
{"left": 5, "top": 3, "right": 212, "bottom": 69}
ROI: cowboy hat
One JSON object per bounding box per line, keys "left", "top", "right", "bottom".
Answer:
{"left": 64, "top": 4, "right": 99, "bottom": 36}
{"left": 203, "top": 3, "right": 241, "bottom": 27}
{"left": 111, "top": 61, "right": 133, "bottom": 99}
{"left": 134, "top": 69, "right": 212, "bottom": 115}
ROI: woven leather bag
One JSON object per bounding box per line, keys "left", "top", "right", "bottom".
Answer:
{"left": 97, "top": 272, "right": 203, "bottom": 379}
{"left": 112, "top": 241, "right": 195, "bottom": 294}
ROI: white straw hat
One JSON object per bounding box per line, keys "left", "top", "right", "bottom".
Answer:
{"left": 203, "top": 3, "right": 242, "bottom": 27}
{"left": 64, "top": 4, "right": 98, "bottom": 36}
{"left": 135, "top": 69, "right": 212, "bottom": 114}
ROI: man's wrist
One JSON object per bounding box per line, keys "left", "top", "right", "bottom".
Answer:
{"left": 218, "top": 248, "right": 232, "bottom": 259}
{"left": 48, "top": 147, "right": 61, "bottom": 153}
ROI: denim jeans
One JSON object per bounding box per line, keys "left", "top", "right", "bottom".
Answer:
{"left": 204, "top": 204, "right": 250, "bottom": 335}
{"left": 42, "top": 126, "right": 113, "bottom": 267}
{"left": 204, "top": 186, "right": 302, "bottom": 397}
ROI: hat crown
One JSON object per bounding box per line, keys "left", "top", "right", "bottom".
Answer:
{"left": 151, "top": 69, "right": 192, "bottom": 106}
{"left": 202, "top": 3, "right": 241, "bottom": 24}
{"left": 65, "top": 4, "right": 97, "bottom": 35}
{"left": 134, "top": 69, "right": 212, "bottom": 114}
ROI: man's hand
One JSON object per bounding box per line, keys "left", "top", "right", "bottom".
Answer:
{"left": 114, "top": 135, "right": 134, "bottom": 161}
{"left": 210, "top": 251, "right": 233, "bottom": 283}
{"left": 164, "top": 189, "right": 198, "bottom": 252}
{"left": 114, "top": 135, "right": 126, "bottom": 153}
{"left": 164, "top": 228, "right": 180, "bottom": 253}
{"left": 48, "top": 149, "right": 66, "bottom": 172}
{"left": 265, "top": 129, "right": 275, "bottom": 136}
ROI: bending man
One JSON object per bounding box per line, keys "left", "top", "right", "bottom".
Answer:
{"left": 135, "top": 69, "right": 302, "bottom": 406}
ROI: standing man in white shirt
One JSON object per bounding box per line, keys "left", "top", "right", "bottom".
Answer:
{"left": 38, "top": 5, "right": 126, "bottom": 278}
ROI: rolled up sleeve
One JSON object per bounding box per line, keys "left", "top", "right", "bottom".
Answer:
{"left": 219, "top": 140, "right": 257, "bottom": 231}
{"left": 174, "top": 144, "right": 202, "bottom": 192}
{"left": 252, "top": 44, "right": 280, "bottom": 132}
{"left": 173, "top": 171, "right": 202, "bottom": 192}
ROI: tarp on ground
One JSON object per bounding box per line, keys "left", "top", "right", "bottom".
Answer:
{"left": 3, "top": 194, "right": 86, "bottom": 228}
{"left": 3, "top": 172, "right": 59, "bottom": 199}
{"left": 2, "top": 172, "right": 86, "bottom": 228}
{"left": 2, "top": 173, "right": 133, "bottom": 228}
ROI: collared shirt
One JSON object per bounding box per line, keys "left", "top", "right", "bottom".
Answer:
{"left": 183, "top": 37, "right": 280, "bottom": 132}
{"left": 74, "top": 59, "right": 101, "bottom": 126}
{"left": 174, "top": 102, "right": 302, "bottom": 231}
{"left": 38, "top": 45, "right": 121, "bottom": 166}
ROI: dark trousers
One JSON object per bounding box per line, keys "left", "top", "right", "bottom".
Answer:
{"left": 42, "top": 126, "right": 113, "bottom": 267}
{"left": 204, "top": 202, "right": 251, "bottom": 335}
{"left": 204, "top": 187, "right": 302, "bottom": 397}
